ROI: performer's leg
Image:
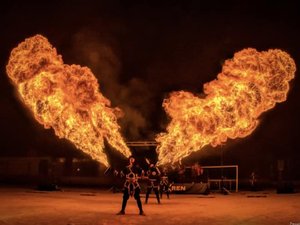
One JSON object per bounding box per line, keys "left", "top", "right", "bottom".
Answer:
{"left": 154, "top": 187, "right": 160, "bottom": 203}
{"left": 160, "top": 186, "right": 163, "bottom": 199}
{"left": 134, "top": 188, "right": 145, "bottom": 215}
{"left": 145, "top": 187, "right": 151, "bottom": 203}
{"left": 118, "top": 189, "right": 129, "bottom": 214}
{"left": 166, "top": 190, "right": 170, "bottom": 199}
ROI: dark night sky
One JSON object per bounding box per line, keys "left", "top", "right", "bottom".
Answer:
{"left": 1, "top": 0, "right": 300, "bottom": 176}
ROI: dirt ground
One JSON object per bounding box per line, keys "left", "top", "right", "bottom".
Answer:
{"left": 0, "top": 186, "right": 299, "bottom": 225}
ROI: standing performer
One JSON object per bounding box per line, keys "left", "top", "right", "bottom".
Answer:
{"left": 160, "top": 167, "right": 171, "bottom": 199}
{"left": 249, "top": 171, "right": 257, "bottom": 191}
{"left": 145, "top": 162, "right": 161, "bottom": 204}
{"left": 192, "top": 162, "right": 203, "bottom": 183}
{"left": 117, "top": 156, "right": 145, "bottom": 216}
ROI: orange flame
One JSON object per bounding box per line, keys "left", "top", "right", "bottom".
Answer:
{"left": 6, "top": 35, "right": 131, "bottom": 167}
{"left": 156, "top": 48, "right": 296, "bottom": 165}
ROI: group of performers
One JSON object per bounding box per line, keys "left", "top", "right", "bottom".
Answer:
{"left": 115, "top": 156, "right": 172, "bottom": 216}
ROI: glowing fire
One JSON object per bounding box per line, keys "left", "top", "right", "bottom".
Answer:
{"left": 6, "top": 35, "right": 131, "bottom": 167}
{"left": 156, "top": 48, "right": 296, "bottom": 165}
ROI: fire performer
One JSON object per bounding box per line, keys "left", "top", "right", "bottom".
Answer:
{"left": 192, "top": 162, "right": 204, "bottom": 183}
{"left": 159, "top": 167, "right": 171, "bottom": 199}
{"left": 117, "top": 156, "right": 145, "bottom": 216}
{"left": 145, "top": 162, "right": 161, "bottom": 204}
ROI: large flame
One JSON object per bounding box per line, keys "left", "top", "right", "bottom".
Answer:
{"left": 156, "top": 48, "right": 296, "bottom": 165}
{"left": 6, "top": 35, "right": 131, "bottom": 167}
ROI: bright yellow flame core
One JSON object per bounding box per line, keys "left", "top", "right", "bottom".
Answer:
{"left": 6, "top": 35, "right": 131, "bottom": 167}
{"left": 156, "top": 48, "right": 296, "bottom": 165}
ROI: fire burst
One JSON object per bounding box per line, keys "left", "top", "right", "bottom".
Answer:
{"left": 6, "top": 35, "right": 131, "bottom": 167}
{"left": 156, "top": 48, "right": 296, "bottom": 165}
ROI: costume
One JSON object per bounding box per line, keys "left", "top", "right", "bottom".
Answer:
{"left": 192, "top": 163, "right": 203, "bottom": 183}
{"left": 160, "top": 171, "right": 171, "bottom": 199}
{"left": 145, "top": 164, "right": 161, "bottom": 204}
{"left": 117, "top": 159, "right": 145, "bottom": 215}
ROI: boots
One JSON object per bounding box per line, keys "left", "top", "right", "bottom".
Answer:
{"left": 139, "top": 211, "right": 146, "bottom": 216}
{"left": 116, "top": 210, "right": 125, "bottom": 215}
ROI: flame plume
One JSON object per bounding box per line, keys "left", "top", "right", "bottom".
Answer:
{"left": 156, "top": 48, "right": 296, "bottom": 165}
{"left": 6, "top": 35, "right": 131, "bottom": 167}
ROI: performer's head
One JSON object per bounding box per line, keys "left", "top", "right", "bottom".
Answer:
{"left": 128, "top": 155, "right": 135, "bottom": 165}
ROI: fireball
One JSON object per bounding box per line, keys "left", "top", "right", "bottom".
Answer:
{"left": 156, "top": 48, "right": 296, "bottom": 165}
{"left": 6, "top": 35, "right": 131, "bottom": 167}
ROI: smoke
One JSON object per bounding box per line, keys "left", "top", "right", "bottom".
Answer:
{"left": 69, "top": 29, "right": 153, "bottom": 140}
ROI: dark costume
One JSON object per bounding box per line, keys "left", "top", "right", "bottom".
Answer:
{"left": 160, "top": 172, "right": 171, "bottom": 199}
{"left": 118, "top": 162, "right": 145, "bottom": 215}
{"left": 145, "top": 165, "right": 161, "bottom": 204}
{"left": 249, "top": 172, "right": 257, "bottom": 191}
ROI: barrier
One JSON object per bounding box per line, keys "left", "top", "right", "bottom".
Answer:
{"left": 171, "top": 183, "right": 209, "bottom": 194}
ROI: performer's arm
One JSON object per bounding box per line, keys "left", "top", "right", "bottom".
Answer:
{"left": 156, "top": 167, "right": 161, "bottom": 176}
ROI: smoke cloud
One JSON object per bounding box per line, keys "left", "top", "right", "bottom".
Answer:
{"left": 70, "top": 29, "right": 154, "bottom": 140}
